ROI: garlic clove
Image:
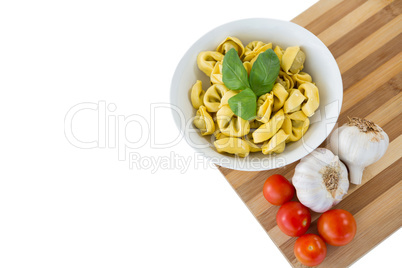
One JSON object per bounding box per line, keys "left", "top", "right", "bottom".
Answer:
{"left": 347, "top": 164, "right": 365, "bottom": 185}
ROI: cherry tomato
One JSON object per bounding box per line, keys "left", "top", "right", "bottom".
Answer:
{"left": 294, "top": 234, "right": 327, "bottom": 267}
{"left": 262, "top": 174, "right": 295, "bottom": 206}
{"left": 317, "top": 209, "right": 357, "bottom": 246}
{"left": 276, "top": 201, "right": 311, "bottom": 237}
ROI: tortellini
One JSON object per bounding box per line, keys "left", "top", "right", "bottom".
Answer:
{"left": 193, "top": 106, "right": 215, "bottom": 136}
{"left": 281, "top": 111, "right": 310, "bottom": 142}
{"left": 299, "top": 82, "right": 319, "bottom": 117}
{"left": 256, "top": 93, "right": 274, "bottom": 123}
{"left": 217, "top": 105, "right": 250, "bottom": 137}
{"left": 262, "top": 130, "right": 289, "bottom": 154}
{"left": 216, "top": 36, "right": 245, "bottom": 57}
{"left": 276, "top": 71, "right": 294, "bottom": 90}
{"left": 274, "top": 46, "right": 285, "bottom": 62}
{"left": 190, "top": 80, "right": 205, "bottom": 109}
{"left": 197, "top": 51, "right": 224, "bottom": 76}
{"left": 214, "top": 137, "right": 250, "bottom": 158}
{"left": 253, "top": 109, "right": 285, "bottom": 143}
{"left": 203, "top": 84, "right": 229, "bottom": 112}
{"left": 191, "top": 36, "right": 319, "bottom": 157}
{"left": 292, "top": 72, "right": 312, "bottom": 87}
{"left": 244, "top": 41, "right": 272, "bottom": 62}
{"left": 272, "top": 83, "right": 289, "bottom": 112}
{"left": 283, "top": 89, "right": 306, "bottom": 114}
{"left": 210, "top": 62, "right": 223, "bottom": 85}
{"left": 281, "top": 46, "right": 306, "bottom": 74}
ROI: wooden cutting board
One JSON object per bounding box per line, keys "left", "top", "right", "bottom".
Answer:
{"left": 218, "top": 0, "right": 402, "bottom": 267}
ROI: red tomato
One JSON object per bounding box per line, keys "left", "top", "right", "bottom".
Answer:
{"left": 294, "top": 234, "right": 327, "bottom": 267}
{"left": 276, "top": 201, "right": 311, "bottom": 237}
{"left": 317, "top": 209, "right": 357, "bottom": 246}
{"left": 262, "top": 174, "right": 295, "bottom": 206}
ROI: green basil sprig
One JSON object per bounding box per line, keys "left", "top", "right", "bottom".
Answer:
{"left": 249, "top": 49, "right": 280, "bottom": 96}
{"left": 222, "top": 48, "right": 250, "bottom": 90}
{"left": 222, "top": 48, "right": 280, "bottom": 120}
{"left": 228, "top": 88, "right": 256, "bottom": 121}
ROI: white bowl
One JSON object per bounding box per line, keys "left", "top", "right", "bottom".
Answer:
{"left": 170, "top": 18, "right": 342, "bottom": 171}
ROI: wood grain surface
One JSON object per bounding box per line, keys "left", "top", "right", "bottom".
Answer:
{"left": 218, "top": 0, "right": 402, "bottom": 267}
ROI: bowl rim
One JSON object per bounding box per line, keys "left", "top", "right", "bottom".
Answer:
{"left": 170, "top": 17, "right": 343, "bottom": 171}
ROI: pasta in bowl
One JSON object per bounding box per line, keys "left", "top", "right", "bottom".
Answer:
{"left": 191, "top": 38, "right": 320, "bottom": 158}
{"left": 170, "top": 18, "right": 342, "bottom": 171}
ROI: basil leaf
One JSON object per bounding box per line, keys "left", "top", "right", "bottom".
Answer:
{"left": 222, "top": 48, "right": 250, "bottom": 90}
{"left": 249, "top": 49, "right": 280, "bottom": 96}
{"left": 228, "top": 88, "right": 257, "bottom": 121}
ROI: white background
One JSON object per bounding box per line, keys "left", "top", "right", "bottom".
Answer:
{"left": 0, "top": 0, "right": 399, "bottom": 267}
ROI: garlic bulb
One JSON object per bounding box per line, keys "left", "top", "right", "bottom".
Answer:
{"left": 292, "top": 148, "right": 349, "bottom": 213}
{"left": 330, "top": 117, "right": 389, "bottom": 185}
